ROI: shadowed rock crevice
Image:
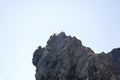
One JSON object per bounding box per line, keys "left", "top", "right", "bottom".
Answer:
{"left": 32, "top": 32, "right": 119, "bottom": 80}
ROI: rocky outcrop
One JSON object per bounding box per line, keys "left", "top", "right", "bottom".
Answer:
{"left": 88, "top": 53, "right": 115, "bottom": 80}
{"left": 32, "top": 32, "right": 118, "bottom": 80}
{"left": 108, "top": 48, "right": 120, "bottom": 80}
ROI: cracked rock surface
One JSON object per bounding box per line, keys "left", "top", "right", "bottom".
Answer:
{"left": 32, "top": 32, "right": 118, "bottom": 80}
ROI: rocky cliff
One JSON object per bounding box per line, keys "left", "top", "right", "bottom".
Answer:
{"left": 109, "top": 48, "right": 120, "bottom": 80}
{"left": 32, "top": 32, "right": 119, "bottom": 80}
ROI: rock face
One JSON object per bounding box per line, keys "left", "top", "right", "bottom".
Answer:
{"left": 32, "top": 32, "right": 118, "bottom": 80}
{"left": 108, "top": 48, "right": 120, "bottom": 80}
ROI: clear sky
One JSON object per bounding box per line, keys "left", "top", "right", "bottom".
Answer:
{"left": 0, "top": 0, "right": 120, "bottom": 80}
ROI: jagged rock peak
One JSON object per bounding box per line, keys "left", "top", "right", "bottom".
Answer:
{"left": 32, "top": 32, "right": 117, "bottom": 80}
{"left": 47, "top": 32, "right": 82, "bottom": 47}
{"left": 47, "top": 32, "right": 82, "bottom": 49}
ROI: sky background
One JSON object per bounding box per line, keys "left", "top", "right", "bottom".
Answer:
{"left": 0, "top": 0, "right": 120, "bottom": 80}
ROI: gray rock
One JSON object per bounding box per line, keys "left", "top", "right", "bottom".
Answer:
{"left": 108, "top": 48, "right": 120, "bottom": 80}
{"left": 88, "top": 53, "right": 115, "bottom": 80}
{"left": 32, "top": 32, "right": 117, "bottom": 80}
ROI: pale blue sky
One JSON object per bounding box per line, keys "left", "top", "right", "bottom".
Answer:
{"left": 0, "top": 0, "right": 120, "bottom": 80}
